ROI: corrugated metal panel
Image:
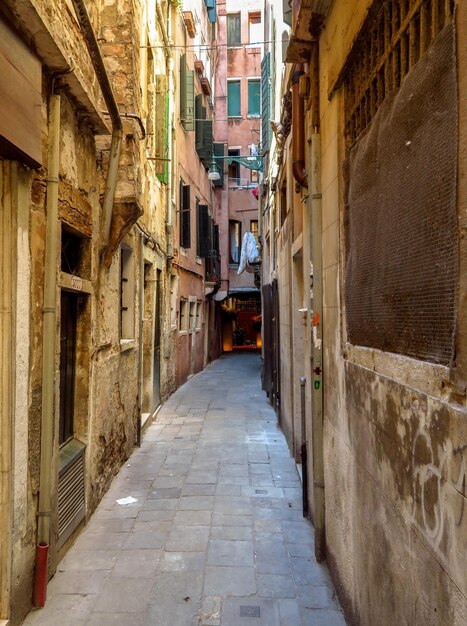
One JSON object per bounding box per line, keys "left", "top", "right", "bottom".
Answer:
{"left": 58, "top": 444, "right": 85, "bottom": 547}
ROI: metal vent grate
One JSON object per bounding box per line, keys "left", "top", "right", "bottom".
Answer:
{"left": 58, "top": 443, "right": 85, "bottom": 546}
{"left": 344, "top": 22, "right": 458, "bottom": 364}
{"left": 344, "top": 0, "right": 454, "bottom": 145}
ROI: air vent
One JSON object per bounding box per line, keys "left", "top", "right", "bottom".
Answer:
{"left": 58, "top": 440, "right": 86, "bottom": 547}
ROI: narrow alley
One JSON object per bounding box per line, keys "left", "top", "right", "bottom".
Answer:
{"left": 23, "top": 353, "right": 344, "bottom": 626}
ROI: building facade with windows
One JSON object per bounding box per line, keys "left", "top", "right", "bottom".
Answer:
{"left": 174, "top": 0, "right": 223, "bottom": 385}
{"left": 213, "top": 0, "right": 263, "bottom": 351}
{"left": 260, "top": 0, "right": 467, "bottom": 624}
{"left": 0, "top": 0, "right": 178, "bottom": 622}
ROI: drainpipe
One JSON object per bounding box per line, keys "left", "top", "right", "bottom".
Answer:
{"left": 70, "top": 0, "right": 123, "bottom": 252}
{"left": 300, "top": 376, "right": 309, "bottom": 517}
{"left": 34, "top": 94, "right": 60, "bottom": 608}
{"left": 137, "top": 231, "right": 146, "bottom": 447}
{"left": 309, "top": 46, "right": 325, "bottom": 562}
{"left": 292, "top": 64, "right": 308, "bottom": 189}
{"left": 157, "top": 0, "right": 174, "bottom": 261}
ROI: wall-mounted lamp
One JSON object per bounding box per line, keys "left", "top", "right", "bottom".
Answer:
{"left": 207, "top": 159, "right": 221, "bottom": 181}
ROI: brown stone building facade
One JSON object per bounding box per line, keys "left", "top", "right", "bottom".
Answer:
{"left": 0, "top": 0, "right": 195, "bottom": 623}
{"left": 261, "top": 0, "right": 467, "bottom": 624}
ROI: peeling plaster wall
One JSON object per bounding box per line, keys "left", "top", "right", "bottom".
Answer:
{"left": 316, "top": 1, "right": 467, "bottom": 624}
{"left": 0, "top": 0, "right": 169, "bottom": 620}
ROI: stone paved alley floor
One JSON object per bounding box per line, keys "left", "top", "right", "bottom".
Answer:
{"left": 24, "top": 353, "right": 346, "bottom": 626}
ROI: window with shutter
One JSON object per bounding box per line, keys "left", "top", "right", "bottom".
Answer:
{"left": 213, "top": 224, "right": 219, "bottom": 255}
{"left": 213, "top": 142, "right": 225, "bottom": 188}
{"left": 228, "top": 80, "right": 241, "bottom": 117}
{"left": 205, "top": 0, "right": 217, "bottom": 23}
{"left": 180, "top": 54, "right": 194, "bottom": 131}
{"left": 229, "top": 221, "right": 242, "bottom": 264}
{"left": 180, "top": 180, "right": 191, "bottom": 248}
{"left": 248, "top": 79, "right": 260, "bottom": 116}
{"left": 261, "top": 53, "right": 271, "bottom": 155}
{"left": 195, "top": 94, "right": 213, "bottom": 162}
{"left": 195, "top": 94, "right": 204, "bottom": 151}
{"left": 197, "top": 204, "right": 212, "bottom": 258}
{"left": 227, "top": 13, "right": 241, "bottom": 46}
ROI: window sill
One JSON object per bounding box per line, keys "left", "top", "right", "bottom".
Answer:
{"left": 120, "top": 339, "right": 136, "bottom": 352}
{"left": 228, "top": 116, "right": 243, "bottom": 120}
{"left": 196, "top": 257, "right": 203, "bottom": 265}
{"left": 247, "top": 114, "right": 261, "bottom": 119}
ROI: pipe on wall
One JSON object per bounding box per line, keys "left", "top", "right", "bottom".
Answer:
{"left": 292, "top": 64, "right": 308, "bottom": 189}
{"left": 71, "top": 0, "right": 123, "bottom": 253}
{"left": 34, "top": 94, "right": 60, "bottom": 608}
{"left": 309, "top": 45, "right": 325, "bottom": 562}
{"left": 156, "top": 0, "right": 174, "bottom": 262}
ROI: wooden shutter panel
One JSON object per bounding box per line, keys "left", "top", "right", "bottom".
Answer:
{"left": 228, "top": 81, "right": 241, "bottom": 117}
{"left": 200, "top": 120, "right": 213, "bottom": 161}
{"left": 206, "top": 0, "right": 217, "bottom": 23}
{"left": 213, "top": 223, "right": 219, "bottom": 255}
{"left": 213, "top": 142, "right": 225, "bottom": 188}
{"left": 195, "top": 94, "right": 204, "bottom": 152}
{"left": 197, "top": 204, "right": 211, "bottom": 258}
{"left": 155, "top": 74, "right": 167, "bottom": 175}
{"left": 180, "top": 54, "right": 194, "bottom": 131}
{"left": 195, "top": 95, "right": 212, "bottom": 162}
{"left": 261, "top": 53, "right": 271, "bottom": 155}
{"left": 248, "top": 80, "right": 260, "bottom": 116}
{"left": 180, "top": 182, "right": 191, "bottom": 248}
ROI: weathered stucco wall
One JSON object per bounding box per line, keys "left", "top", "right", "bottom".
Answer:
{"left": 317, "top": 1, "right": 467, "bottom": 624}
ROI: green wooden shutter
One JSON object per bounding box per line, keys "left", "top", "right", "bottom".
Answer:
{"left": 180, "top": 54, "right": 194, "bottom": 131}
{"left": 195, "top": 95, "right": 212, "bottom": 162}
{"left": 248, "top": 79, "right": 260, "bottom": 116}
{"left": 200, "top": 119, "right": 213, "bottom": 161}
{"left": 228, "top": 80, "right": 241, "bottom": 117}
{"left": 261, "top": 53, "right": 271, "bottom": 155}
{"left": 213, "top": 142, "right": 225, "bottom": 188}
{"left": 197, "top": 204, "right": 211, "bottom": 258}
{"left": 195, "top": 94, "right": 204, "bottom": 152}
{"left": 155, "top": 74, "right": 167, "bottom": 175}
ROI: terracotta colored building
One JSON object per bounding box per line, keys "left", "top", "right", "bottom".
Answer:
{"left": 213, "top": 0, "right": 263, "bottom": 351}
{"left": 173, "top": 0, "right": 223, "bottom": 386}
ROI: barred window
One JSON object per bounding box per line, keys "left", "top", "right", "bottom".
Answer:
{"left": 343, "top": 0, "right": 457, "bottom": 365}
{"left": 343, "top": 0, "right": 454, "bottom": 145}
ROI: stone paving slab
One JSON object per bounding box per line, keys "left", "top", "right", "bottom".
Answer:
{"left": 23, "top": 353, "right": 345, "bottom": 626}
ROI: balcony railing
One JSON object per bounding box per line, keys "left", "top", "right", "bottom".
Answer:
{"left": 228, "top": 178, "right": 259, "bottom": 190}
{"left": 205, "top": 253, "right": 221, "bottom": 284}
